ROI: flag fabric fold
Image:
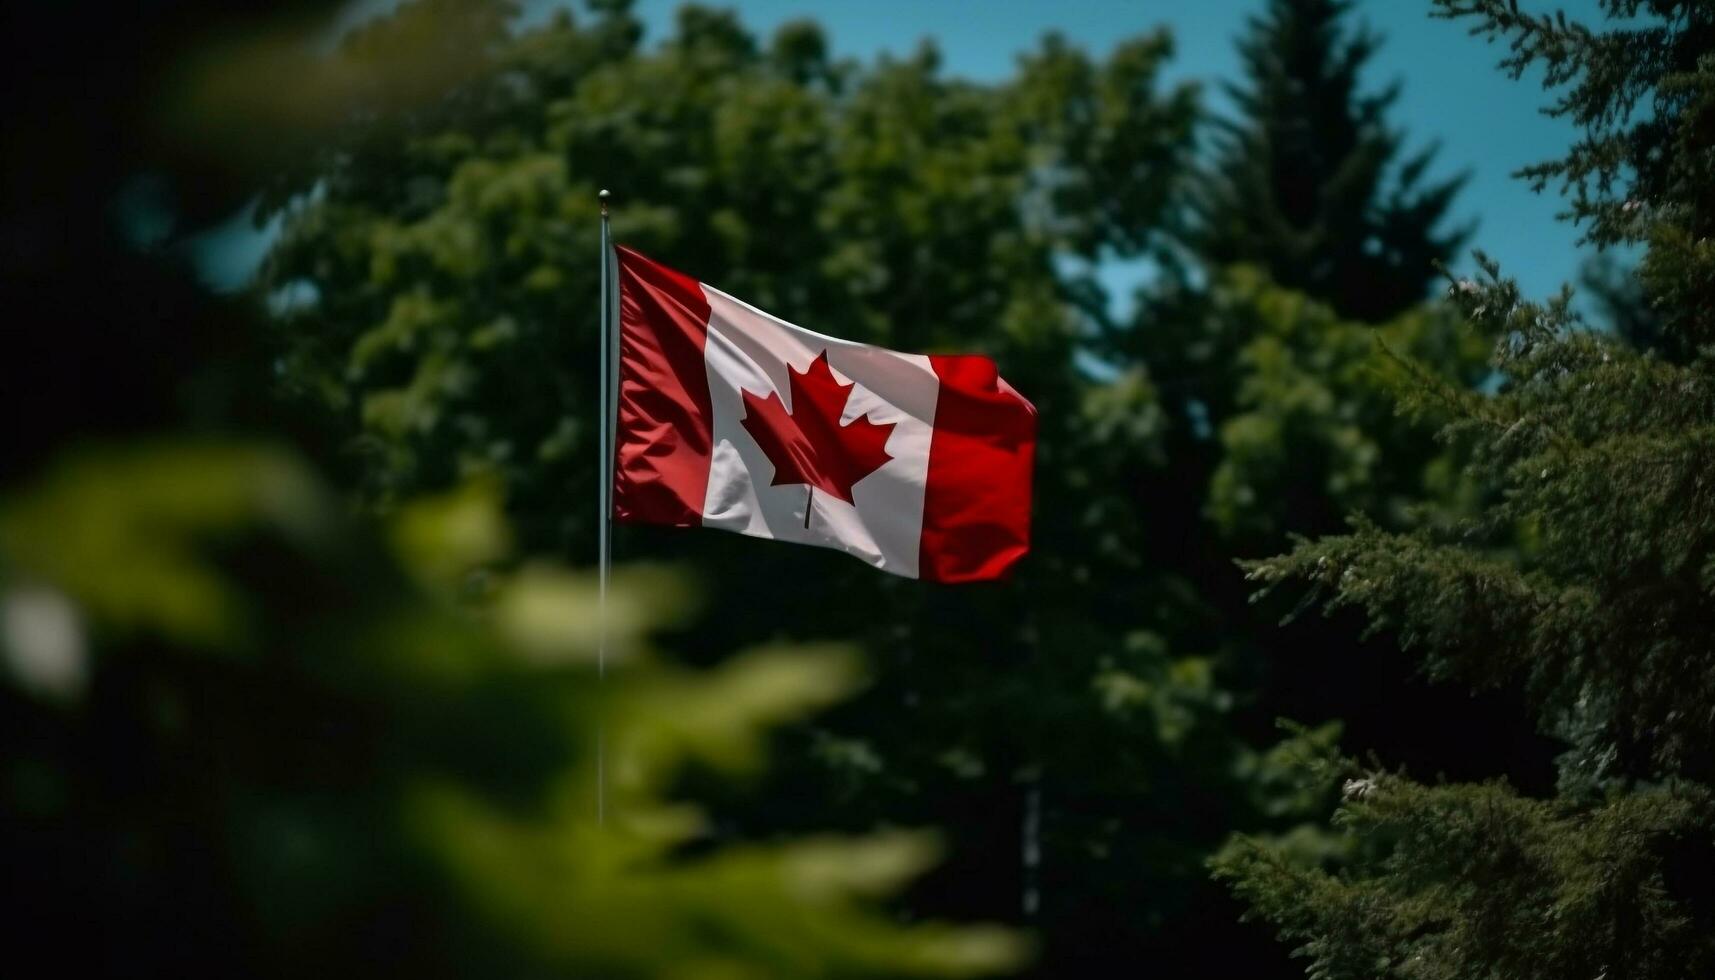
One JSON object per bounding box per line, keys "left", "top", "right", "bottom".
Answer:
{"left": 612, "top": 245, "right": 1035, "bottom": 583}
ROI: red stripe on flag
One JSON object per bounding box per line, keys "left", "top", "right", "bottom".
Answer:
{"left": 920, "top": 355, "right": 1036, "bottom": 582}
{"left": 613, "top": 246, "right": 715, "bottom": 526}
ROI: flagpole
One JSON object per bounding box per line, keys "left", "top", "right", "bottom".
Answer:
{"left": 597, "top": 188, "right": 614, "bottom": 826}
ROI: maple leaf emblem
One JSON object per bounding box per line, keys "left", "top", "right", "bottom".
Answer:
{"left": 740, "top": 352, "right": 896, "bottom": 516}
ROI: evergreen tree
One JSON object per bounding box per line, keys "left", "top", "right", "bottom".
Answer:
{"left": 1100, "top": 0, "right": 1553, "bottom": 892}
{"left": 1215, "top": 3, "right": 1715, "bottom": 976}
{"left": 1198, "top": 0, "right": 1468, "bottom": 323}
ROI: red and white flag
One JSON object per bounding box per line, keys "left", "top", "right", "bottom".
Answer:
{"left": 612, "top": 246, "right": 1036, "bottom": 582}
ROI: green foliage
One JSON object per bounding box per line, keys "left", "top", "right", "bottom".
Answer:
{"left": 0, "top": 445, "right": 1025, "bottom": 978}
{"left": 1197, "top": 0, "right": 1468, "bottom": 322}
{"left": 1217, "top": 773, "right": 1715, "bottom": 980}
{"left": 1105, "top": 248, "right": 1523, "bottom": 830}
{"left": 1199, "top": 270, "right": 1489, "bottom": 543}
{"left": 1220, "top": 3, "right": 1715, "bottom": 976}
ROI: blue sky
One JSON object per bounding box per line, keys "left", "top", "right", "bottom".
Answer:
{"left": 201, "top": 0, "right": 1607, "bottom": 308}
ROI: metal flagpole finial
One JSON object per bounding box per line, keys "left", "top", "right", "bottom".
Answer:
{"left": 598, "top": 188, "right": 611, "bottom": 217}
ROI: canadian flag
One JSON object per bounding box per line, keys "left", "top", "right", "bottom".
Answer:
{"left": 612, "top": 246, "right": 1036, "bottom": 582}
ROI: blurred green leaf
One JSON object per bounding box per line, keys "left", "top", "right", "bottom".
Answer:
{"left": 0, "top": 443, "right": 329, "bottom": 645}
{"left": 1, "top": 440, "right": 1023, "bottom": 977}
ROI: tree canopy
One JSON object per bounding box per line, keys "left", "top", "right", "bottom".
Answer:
{"left": 1216, "top": 3, "right": 1715, "bottom": 976}
{"left": 7, "top": 0, "right": 1709, "bottom": 977}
